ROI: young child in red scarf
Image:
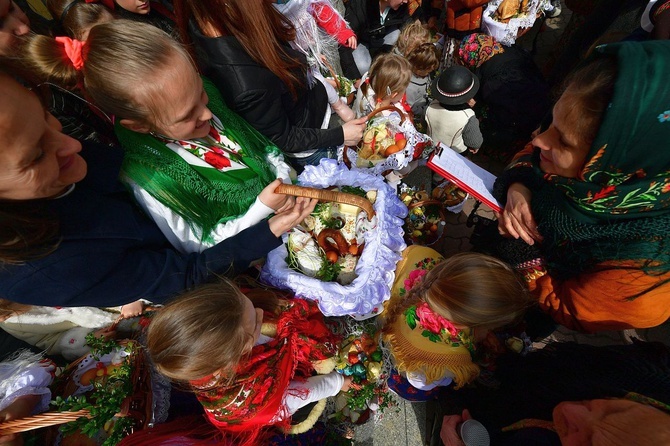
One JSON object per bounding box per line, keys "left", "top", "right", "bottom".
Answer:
{"left": 145, "top": 280, "right": 350, "bottom": 446}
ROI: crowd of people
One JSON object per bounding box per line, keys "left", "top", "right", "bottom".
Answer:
{"left": 0, "top": 0, "right": 669, "bottom": 445}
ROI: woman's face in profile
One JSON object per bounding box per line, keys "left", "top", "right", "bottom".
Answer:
{"left": 0, "top": 78, "right": 87, "bottom": 200}
{"left": 0, "top": 0, "right": 29, "bottom": 56}
{"left": 532, "top": 91, "right": 590, "bottom": 179}
{"left": 553, "top": 399, "right": 670, "bottom": 446}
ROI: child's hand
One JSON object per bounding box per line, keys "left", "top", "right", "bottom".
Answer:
{"left": 268, "top": 197, "right": 318, "bottom": 237}
{"left": 346, "top": 35, "right": 358, "bottom": 49}
{"left": 342, "top": 117, "right": 367, "bottom": 146}
{"left": 341, "top": 376, "right": 353, "bottom": 393}
{"left": 259, "top": 179, "right": 294, "bottom": 211}
{"left": 0, "top": 395, "right": 42, "bottom": 445}
{"left": 120, "top": 300, "right": 144, "bottom": 318}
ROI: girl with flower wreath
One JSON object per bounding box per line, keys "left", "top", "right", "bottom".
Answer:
{"left": 382, "top": 245, "right": 533, "bottom": 397}
{"left": 142, "top": 279, "right": 350, "bottom": 446}
{"left": 20, "top": 20, "right": 296, "bottom": 254}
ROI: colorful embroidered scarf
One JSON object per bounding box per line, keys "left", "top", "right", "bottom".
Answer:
{"left": 190, "top": 299, "right": 338, "bottom": 446}
{"left": 116, "top": 77, "right": 285, "bottom": 244}
{"left": 501, "top": 41, "right": 670, "bottom": 279}
{"left": 458, "top": 33, "right": 505, "bottom": 69}
{"left": 546, "top": 40, "right": 670, "bottom": 220}
{"left": 384, "top": 246, "right": 480, "bottom": 389}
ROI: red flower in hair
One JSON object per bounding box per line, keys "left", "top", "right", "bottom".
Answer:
{"left": 204, "top": 151, "right": 231, "bottom": 170}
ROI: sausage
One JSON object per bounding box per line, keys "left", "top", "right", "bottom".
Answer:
{"left": 317, "top": 229, "right": 350, "bottom": 256}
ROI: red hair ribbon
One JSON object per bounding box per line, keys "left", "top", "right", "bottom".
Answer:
{"left": 55, "top": 36, "right": 85, "bottom": 71}
{"left": 85, "top": 0, "right": 116, "bottom": 10}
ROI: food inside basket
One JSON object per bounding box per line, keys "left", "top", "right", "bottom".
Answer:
{"left": 400, "top": 189, "right": 447, "bottom": 246}
{"left": 286, "top": 187, "right": 377, "bottom": 285}
{"left": 357, "top": 121, "right": 408, "bottom": 165}
{"left": 493, "top": 0, "right": 531, "bottom": 22}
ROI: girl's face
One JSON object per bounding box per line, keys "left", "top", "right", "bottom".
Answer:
{"left": 0, "top": 0, "right": 29, "bottom": 56}
{"left": 115, "top": 0, "right": 150, "bottom": 14}
{"left": 123, "top": 53, "right": 213, "bottom": 140}
{"left": 241, "top": 296, "right": 263, "bottom": 353}
{"left": 0, "top": 78, "right": 87, "bottom": 200}
{"left": 533, "top": 92, "right": 590, "bottom": 178}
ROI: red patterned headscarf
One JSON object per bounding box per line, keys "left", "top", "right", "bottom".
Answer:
{"left": 459, "top": 33, "right": 505, "bottom": 69}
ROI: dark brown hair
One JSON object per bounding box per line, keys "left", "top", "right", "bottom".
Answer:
{"left": 558, "top": 55, "right": 618, "bottom": 147}
{"left": 47, "top": 0, "right": 115, "bottom": 40}
{"left": 406, "top": 43, "right": 440, "bottom": 75}
{"left": 173, "top": 0, "right": 303, "bottom": 98}
{"left": 0, "top": 201, "right": 60, "bottom": 265}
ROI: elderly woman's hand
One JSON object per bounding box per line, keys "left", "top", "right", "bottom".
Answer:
{"left": 496, "top": 183, "right": 543, "bottom": 245}
{"left": 440, "top": 409, "right": 471, "bottom": 446}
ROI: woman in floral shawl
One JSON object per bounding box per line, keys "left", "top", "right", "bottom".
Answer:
{"left": 382, "top": 245, "right": 532, "bottom": 396}
{"left": 494, "top": 40, "right": 670, "bottom": 332}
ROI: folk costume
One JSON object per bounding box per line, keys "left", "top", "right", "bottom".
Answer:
{"left": 493, "top": 40, "right": 670, "bottom": 332}
{"left": 190, "top": 298, "right": 341, "bottom": 446}
{"left": 116, "top": 78, "right": 291, "bottom": 253}
{"left": 383, "top": 246, "right": 480, "bottom": 392}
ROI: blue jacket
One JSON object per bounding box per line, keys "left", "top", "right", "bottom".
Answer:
{"left": 0, "top": 143, "right": 281, "bottom": 307}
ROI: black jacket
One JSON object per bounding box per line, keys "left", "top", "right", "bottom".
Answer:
{"left": 345, "top": 0, "right": 410, "bottom": 56}
{"left": 0, "top": 143, "right": 281, "bottom": 307}
{"left": 191, "top": 27, "right": 343, "bottom": 154}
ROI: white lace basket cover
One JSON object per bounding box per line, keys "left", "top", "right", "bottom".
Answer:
{"left": 338, "top": 110, "right": 433, "bottom": 175}
{"left": 261, "top": 159, "right": 407, "bottom": 319}
{"left": 482, "top": 0, "right": 548, "bottom": 46}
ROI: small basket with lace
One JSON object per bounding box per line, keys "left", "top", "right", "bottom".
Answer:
{"left": 340, "top": 105, "right": 433, "bottom": 176}
{"left": 260, "top": 160, "right": 407, "bottom": 320}
{"left": 482, "top": 0, "right": 547, "bottom": 45}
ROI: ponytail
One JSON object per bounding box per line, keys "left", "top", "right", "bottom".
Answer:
{"left": 19, "top": 33, "right": 83, "bottom": 88}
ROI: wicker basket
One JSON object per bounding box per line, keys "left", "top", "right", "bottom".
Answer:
{"left": 275, "top": 183, "right": 375, "bottom": 220}
{"left": 404, "top": 199, "right": 447, "bottom": 247}
{"left": 323, "top": 59, "right": 355, "bottom": 105}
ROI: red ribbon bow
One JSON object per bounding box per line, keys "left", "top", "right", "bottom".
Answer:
{"left": 55, "top": 36, "right": 85, "bottom": 71}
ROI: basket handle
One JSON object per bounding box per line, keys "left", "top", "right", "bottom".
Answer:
{"left": 321, "top": 57, "right": 341, "bottom": 92}
{"left": 275, "top": 184, "right": 375, "bottom": 220}
{"left": 0, "top": 409, "right": 91, "bottom": 435}
{"left": 366, "top": 104, "right": 406, "bottom": 124}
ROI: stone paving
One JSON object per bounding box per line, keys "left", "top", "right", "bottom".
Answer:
{"left": 348, "top": 3, "right": 670, "bottom": 444}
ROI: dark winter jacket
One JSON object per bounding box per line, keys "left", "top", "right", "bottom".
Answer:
{"left": 190, "top": 27, "right": 343, "bottom": 154}
{"left": 345, "top": 0, "right": 410, "bottom": 57}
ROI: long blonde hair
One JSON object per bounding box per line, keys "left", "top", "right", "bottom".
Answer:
{"left": 363, "top": 53, "right": 412, "bottom": 103}
{"left": 46, "top": 0, "right": 115, "bottom": 40}
{"left": 146, "top": 279, "right": 278, "bottom": 384}
{"left": 384, "top": 252, "right": 533, "bottom": 330}
{"left": 18, "top": 20, "right": 194, "bottom": 126}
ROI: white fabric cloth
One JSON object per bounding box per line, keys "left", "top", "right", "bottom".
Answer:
{"left": 0, "top": 356, "right": 54, "bottom": 415}
{"left": 425, "top": 102, "right": 474, "bottom": 154}
{"left": 1, "top": 307, "right": 119, "bottom": 360}
{"left": 406, "top": 369, "right": 454, "bottom": 391}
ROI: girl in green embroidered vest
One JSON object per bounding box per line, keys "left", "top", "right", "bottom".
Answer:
{"left": 382, "top": 246, "right": 533, "bottom": 393}
{"left": 145, "top": 280, "right": 351, "bottom": 446}
{"left": 494, "top": 40, "right": 670, "bottom": 332}
{"left": 20, "top": 20, "right": 294, "bottom": 253}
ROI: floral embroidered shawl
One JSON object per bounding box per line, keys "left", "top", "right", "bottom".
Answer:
{"left": 383, "top": 245, "right": 480, "bottom": 389}
{"left": 189, "top": 299, "right": 338, "bottom": 446}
